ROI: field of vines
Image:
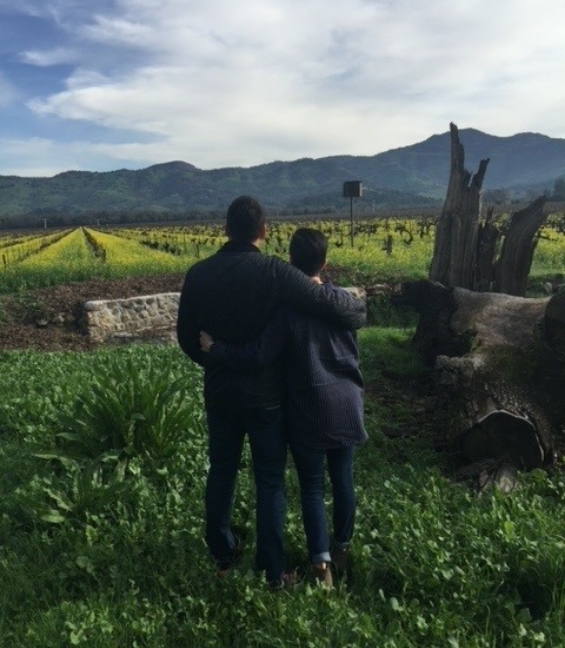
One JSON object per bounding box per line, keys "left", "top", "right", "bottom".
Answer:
{"left": 1, "top": 214, "right": 564, "bottom": 294}
{"left": 1, "top": 214, "right": 565, "bottom": 646}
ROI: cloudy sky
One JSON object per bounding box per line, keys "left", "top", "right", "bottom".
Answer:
{"left": 0, "top": 0, "right": 563, "bottom": 177}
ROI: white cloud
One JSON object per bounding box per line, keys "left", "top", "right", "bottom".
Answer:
{"left": 0, "top": 137, "right": 83, "bottom": 176}
{"left": 4, "top": 0, "right": 565, "bottom": 174}
{"left": 80, "top": 15, "right": 156, "bottom": 48}
{"left": 20, "top": 47, "right": 75, "bottom": 66}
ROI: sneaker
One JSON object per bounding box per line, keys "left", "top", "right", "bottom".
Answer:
{"left": 312, "top": 563, "right": 333, "bottom": 588}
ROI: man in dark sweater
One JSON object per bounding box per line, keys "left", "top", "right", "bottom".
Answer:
{"left": 176, "top": 197, "right": 366, "bottom": 588}
{"left": 200, "top": 228, "right": 367, "bottom": 587}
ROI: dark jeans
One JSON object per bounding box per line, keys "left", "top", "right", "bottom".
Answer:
{"left": 205, "top": 405, "right": 287, "bottom": 583}
{"left": 290, "top": 440, "right": 355, "bottom": 564}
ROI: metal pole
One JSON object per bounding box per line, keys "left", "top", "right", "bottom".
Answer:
{"left": 350, "top": 197, "right": 354, "bottom": 247}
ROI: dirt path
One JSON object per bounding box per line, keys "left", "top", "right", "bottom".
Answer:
{"left": 0, "top": 273, "right": 185, "bottom": 351}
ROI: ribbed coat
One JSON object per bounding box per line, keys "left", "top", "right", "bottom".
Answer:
{"left": 177, "top": 241, "right": 366, "bottom": 409}
{"left": 210, "top": 283, "right": 367, "bottom": 449}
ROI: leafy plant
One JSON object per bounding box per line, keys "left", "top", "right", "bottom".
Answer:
{"left": 21, "top": 458, "right": 129, "bottom": 526}
{"left": 55, "top": 355, "right": 204, "bottom": 464}
{"left": 5, "top": 329, "right": 565, "bottom": 646}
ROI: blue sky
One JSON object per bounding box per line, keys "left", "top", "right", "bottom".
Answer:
{"left": 0, "top": 0, "right": 563, "bottom": 177}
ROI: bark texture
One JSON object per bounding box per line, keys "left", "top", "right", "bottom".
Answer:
{"left": 401, "top": 280, "right": 565, "bottom": 471}
{"left": 429, "top": 122, "right": 548, "bottom": 295}
{"left": 429, "top": 123, "right": 489, "bottom": 289}
{"left": 492, "top": 196, "right": 548, "bottom": 296}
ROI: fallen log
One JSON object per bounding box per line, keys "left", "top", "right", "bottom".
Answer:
{"left": 401, "top": 280, "right": 565, "bottom": 471}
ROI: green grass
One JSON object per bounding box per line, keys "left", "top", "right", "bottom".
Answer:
{"left": 1, "top": 337, "right": 565, "bottom": 646}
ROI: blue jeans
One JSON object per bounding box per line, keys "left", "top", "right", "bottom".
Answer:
{"left": 205, "top": 405, "right": 287, "bottom": 583}
{"left": 290, "top": 440, "right": 355, "bottom": 564}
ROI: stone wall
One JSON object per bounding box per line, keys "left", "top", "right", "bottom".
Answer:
{"left": 83, "top": 287, "right": 366, "bottom": 344}
{"left": 83, "top": 292, "right": 180, "bottom": 343}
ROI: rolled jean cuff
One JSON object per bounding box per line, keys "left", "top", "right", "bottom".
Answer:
{"left": 311, "top": 551, "right": 332, "bottom": 564}
{"left": 331, "top": 539, "right": 351, "bottom": 552}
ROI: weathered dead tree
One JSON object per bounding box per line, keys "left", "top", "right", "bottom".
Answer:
{"left": 400, "top": 124, "right": 559, "bottom": 483}
{"left": 429, "top": 122, "right": 489, "bottom": 290}
{"left": 429, "top": 122, "right": 548, "bottom": 296}
{"left": 402, "top": 280, "right": 565, "bottom": 473}
{"left": 492, "top": 196, "right": 548, "bottom": 295}
{"left": 473, "top": 207, "right": 499, "bottom": 292}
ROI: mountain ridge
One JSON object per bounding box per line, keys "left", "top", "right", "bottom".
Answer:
{"left": 1, "top": 128, "right": 564, "bottom": 224}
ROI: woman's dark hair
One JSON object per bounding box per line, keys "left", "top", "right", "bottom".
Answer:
{"left": 225, "top": 195, "right": 266, "bottom": 242}
{"left": 289, "top": 228, "right": 328, "bottom": 276}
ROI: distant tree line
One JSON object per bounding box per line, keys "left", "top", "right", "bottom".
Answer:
{"left": 0, "top": 209, "right": 223, "bottom": 231}
{"left": 0, "top": 208, "right": 331, "bottom": 231}
{"left": 482, "top": 176, "right": 565, "bottom": 206}
{"left": 0, "top": 178, "right": 563, "bottom": 232}
{"left": 553, "top": 177, "right": 565, "bottom": 201}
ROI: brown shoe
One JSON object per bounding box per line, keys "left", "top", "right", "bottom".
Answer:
{"left": 270, "top": 570, "right": 300, "bottom": 591}
{"left": 313, "top": 562, "right": 333, "bottom": 587}
{"left": 215, "top": 534, "right": 243, "bottom": 578}
{"left": 331, "top": 547, "right": 351, "bottom": 579}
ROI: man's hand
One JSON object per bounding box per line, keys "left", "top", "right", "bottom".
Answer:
{"left": 199, "top": 330, "right": 214, "bottom": 352}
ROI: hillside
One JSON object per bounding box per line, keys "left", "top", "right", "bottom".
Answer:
{"left": 0, "top": 128, "right": 564, "bottom": 225}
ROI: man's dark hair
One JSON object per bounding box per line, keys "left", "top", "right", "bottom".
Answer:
{"left": 225, "top": 195, "right": 266, "bottom": 242}
{"left": 289, "top": 228, "right": 328, "bottom": 276}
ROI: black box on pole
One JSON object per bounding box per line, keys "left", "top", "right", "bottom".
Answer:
{"left": 343, "top": 181, "right": 363, "bottom": 198}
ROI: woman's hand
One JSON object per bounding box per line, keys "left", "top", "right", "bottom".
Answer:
{"left": 199, "top": 330, "right": 214, "bottom": 352}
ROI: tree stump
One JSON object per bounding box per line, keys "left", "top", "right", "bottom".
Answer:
{"left": 401, "top": 280, "right": 565, "bottom": 471}
{"left": 429, "top": 123, "right": 489, "bottom": 290}
{"left": 492, "top": 196, "right": 548, "bottom": 296}
{"left": 429, "top": 122, "right": 548, "bottom": 296}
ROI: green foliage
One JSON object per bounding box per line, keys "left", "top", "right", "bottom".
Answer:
{"left": 54, "top": 355, "right": 204, "bottom": 464}
{"left": 2, "top": 338, "right": 565, "bottom": 646}
{"left": 366, "top": 292, "right": 418, "bottom": 328}
{"left": 358, "top": 327, "right": 426, "bottom": 382}
{"left": 20, "top": 459, "right": 130, "bottom": 526}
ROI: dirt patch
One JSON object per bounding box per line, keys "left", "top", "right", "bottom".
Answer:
{"left": 0, "top": 273, "right": 186, "bottom": 352}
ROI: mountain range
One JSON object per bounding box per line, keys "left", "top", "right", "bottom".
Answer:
{"left": 1, "top": 127, "right": 564, "bottom": 224}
